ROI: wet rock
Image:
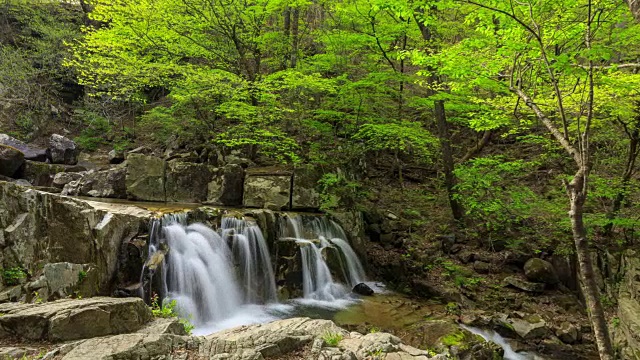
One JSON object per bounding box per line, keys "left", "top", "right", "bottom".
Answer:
{"left": 125, "top": 154, "right": 166, "bottom": 201}
{"left": 0, "top": 297, "right": 152, "bottom": 341}
{"left": 352, "top": 283, "right": 374, "bottom": 296}
{"left": 555, "top": 322, "right": 579, "bottom": 344}
{"left": 291, "top": 164, "right": 321, "bottom": 210}
{"left": 504, "top": 276, "right": 545, "bottom": 293}
{"left": 165, "top": 161, "right": 212, "bottom": 203}
{"left": 0, "top": 144, "right": 24, "bottom": 177}
{"left": 207, "top": 164, "right": 245, "bottom": 206}
{"left": 243, "top": 171, "right": 291, "bottom": 210}
{"left": 0, "top": 134, "right": 47, "bottom": 162}
{"left": 108, "top": 149, "right": 125, "bottom": 164}
{"left": 47, "top": 134, "right": 80, "bottom": 165}
{"left": 524, "top": 258, "right": 559, "bottom": 285}
{"left": 62, "top": 168, "right": 127, "bottom": 198}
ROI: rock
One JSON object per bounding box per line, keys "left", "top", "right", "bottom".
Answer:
{"left": 473, "top": 261, "right": 491, "bottom": 274}
{"left": 125, "top": 154, "right": 166, "bottom": 201}
{"left": 62, "top": 168, "right": 127, "bottom": 198}
{"left": 504, "top": 276, "right": 545, "bottom": 293}
{"left": 52, "top": 172, "right": 83, "bottom": 189}
{"left": 0, "top": 144, "right": 24, "bottom": 177}
{"left": 0, "top": 347, "right": 39, "bottom": 359}
{"left": 206, "top": 164, "right": 245, "bottom": 206}
{"left": 47, "top": 134, "right": 80, "bottom": 165}
{"left": 108, "top": 149, "right": 125, "bottom": 164}
{"left": 137, "top": 317, "right": 188, "bottom": 336}
{"left": 0, "top": 181, "right": 151, "bottom": 295}
{"left": 243, "top": 172, "right": 292, "bottom": 210}
{"left": 524, "top": 258, "right": 559, "bottom": 285}
{"left": 61, "top": 333, "right": 191, "bottom": 360}
{"left": 0, "top": 134, "right": 47, "bottom": 161}
{"left": 510, "top": 315, "right": 550, "bottom": 340}
{"left": 291, "top": 165, "right": 321, "bottom": 210}
{"left": 555, "top": 322, "right": 579, "bottom": 344}
{"left": 352, "top": 282, "right": 374, "bottom": 296}
{"left": 20, "top": 160, "right": 85, "bottom": 187}
{"left": 0, "top": 297, "right": 152, "bottom": 341}
{"left": 165, "top": 161, "right": 212, "bottom": 203}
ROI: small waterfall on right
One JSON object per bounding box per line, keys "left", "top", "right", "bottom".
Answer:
{"left": 279, "top": 215, "right": 366, "bottom": 301}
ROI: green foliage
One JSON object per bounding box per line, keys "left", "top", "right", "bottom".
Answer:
{"left": 149, "top": 293, "right": 194, "bottom": 335}
{"left": 1, "top": 267, "right": 27, "bottom": 286}
{"left": 441, "top": 331, "right": 465, "bottom": 347}
{"left": 322, "top": 331, "right": 344, "bottom": 346}
{"left": 453, "top": 156, "right": 541, "bottom": 232}
{"left": 318, "top": 173, "right": 362, "bottom": 211}
{"left": 78, "top": 270, "right": 87, "bottom": 283}
{"left": 353, "top": 122, "right": 438, "bottom": 162}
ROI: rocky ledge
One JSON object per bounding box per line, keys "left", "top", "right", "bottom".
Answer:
{"left": 0, "top": 296, "right": 500, "bottom": 360}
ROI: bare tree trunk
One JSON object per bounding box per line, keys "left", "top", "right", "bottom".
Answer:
{"left": 567, "top": 171, "right": 614, "bottom": 360}
{"left": 435, "top": 100, "right": 464, "bottom": 221}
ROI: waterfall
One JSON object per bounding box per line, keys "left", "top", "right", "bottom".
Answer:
{"left": 280, "top": 215, "right": 366, "bottom": 300}
{"left": 145, "top": 213, "right": 278, "bottom": 328}
{"left": 221, "top": 217, "right": 277, "bottom": 304}
{"left": 460, "top": 325, "right": 532, "bottom": 360}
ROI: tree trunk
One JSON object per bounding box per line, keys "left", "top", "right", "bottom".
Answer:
{"left": 627, "top": 0, "right": 640, "bottom": 23}
{"left": 435, "top": 100, "right": 464, "bottom": 221}
{"left": 290, "top": 9, "right": 299, "bottom": 68}
{"left": 568, "top": 171, "right": 615, "bottom": 360}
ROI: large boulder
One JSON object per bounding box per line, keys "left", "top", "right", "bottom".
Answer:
{"left": 524, "top": 258, "right": 559, "bottom": 285}
{"left": 0, "top": 144, "right": 24, "bottom": 177}
{"left": 165, "top": 161, "right": 212, "bottom": 203}
{"left": 125, "top": 154, "right": 166, "bottom": 201}
{"left": 47, "top": 134, "right": 81, "bottom": 165}
{"left": 509, "top": 316, "right": 551, "bottom": 340}
{"left": 0, "top": 134, "right": 47, "bottom": 162}
{"left": 291, "top": 165, "right": 322, "bottom": 210}
{"left": 53, "top": 172, "right": 83, "bottom": 189}
{"left": 0, "top": 297, "right": 152, "bottom": 341}
{"left": 62, "top": 168, "right": 127, "bottom": 198}
{"left": 207, "top": 164, "right": 244, "bottom": 206}
{"left": 0, "top": 181, "right": 151, "bottom": 294}
{"left": 20, "top": 160, "right": 85, "bottom": 187}
{"left": 243, "top": 169, "right": 292, "bottom": 210}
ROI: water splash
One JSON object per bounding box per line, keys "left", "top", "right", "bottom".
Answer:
{"left": 461, "top": 325, "right": 533, "bottom": 360}
{"left": 145, "top": 213, "right": 278, "bottom": 327}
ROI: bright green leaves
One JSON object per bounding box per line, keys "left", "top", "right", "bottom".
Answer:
{"left": 353, "top": 121, "right": 438, "bottom": 162}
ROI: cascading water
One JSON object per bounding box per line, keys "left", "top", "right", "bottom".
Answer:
{"left": 279, "top": 215, "right": 367, "bottom": 301}
{"left": 145, "top": 213, "right": 280, "bottom": 333}
{"left": 221, "top": 217, "right": 277, "bottom": 304}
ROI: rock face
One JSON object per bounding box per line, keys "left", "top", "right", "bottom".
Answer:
{"left": 504, "top": 276, "right": 545, "bottom": 293}
{"left": 0, "top": 181, "right": 150, "bottom": 294}
{"left": 243, "top": 171, "right": 291, "bottom": 210}
{"left": 47, "top": 134, "right": 80, "bottom": 165}
{"left": 291, "top": 165, "right": 321, "bottom": 210}
{"left": 125, "top": 154, "right": 166, "bottom": 201}
{"left": 0, "top": 144, "right": 24, "bottom": 177}
{"left": 0, "top": 134, "right": 47, "bottom": 162}
{"left": 165, "top": 161, "right": 212, "bottom": 203}
{"left": 62, "top": 168, "right": 127, "bottom": 198}
{"left": 53, "top": 172, "right": 83, "bottom": 189}
{"left": 0, "top": 297, "right": 152, "bottom": 341}
{"left": 207, "top": 164, "right": 245, "bottom": 206}
{"left": 20, "top": 160, "right": 81, "bottom": 187}
{"left": 524, "top": 258, "right": 559, "bottom": 285}
{"left": 108, "top": 149, "right": 125, "bottom": 164}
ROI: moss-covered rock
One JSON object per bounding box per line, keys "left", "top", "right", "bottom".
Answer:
{"left": 125, "top": 154, "right": 166, "bottom": 201}
{"left": 243, "top": 173, "right": 291, "bottom": 210}
{"left": 165, "top": 161, "right": 212, "bottom": 203}
{"left": 0, "top": 144, "right": 24, "bottom": 177}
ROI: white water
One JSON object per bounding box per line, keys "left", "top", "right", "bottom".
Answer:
{"left": 221, "top": 217, "right": 277, "bottom": 304}
{"left": 279, "top": 215, "right": 366, "bottom": 301}
{"left": 461, "top": 325, "right": 533, "bottom": 360}
{"left": 145, "top": 213, "right": 369, "bottom": 334}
